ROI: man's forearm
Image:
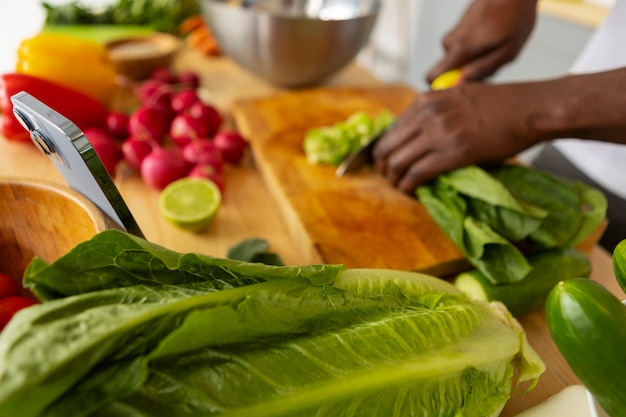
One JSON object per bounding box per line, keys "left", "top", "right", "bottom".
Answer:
{"left": 528, "top": 67, "right": 626, "bottom": 145}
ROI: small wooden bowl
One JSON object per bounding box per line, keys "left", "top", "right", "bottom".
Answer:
{"left": 0, "top": 178, "right": 113, "bottom": 291}
{"left": 106, "top": 32, "right": 182, "bottom": 80}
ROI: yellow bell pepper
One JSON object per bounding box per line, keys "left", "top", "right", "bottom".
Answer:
{"left": 15, "top": 32, "right": 117, "bottom": 107}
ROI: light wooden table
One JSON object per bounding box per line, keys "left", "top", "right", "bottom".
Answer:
{"left": 0, "top": 48, "right": 622, "bottom": 416}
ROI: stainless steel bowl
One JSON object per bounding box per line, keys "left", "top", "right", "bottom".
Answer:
{"left": 199, "top": 0, "right": 381, "bottom": 88}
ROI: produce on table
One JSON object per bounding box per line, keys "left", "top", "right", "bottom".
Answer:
{"left": 158, "top": 177, "right": 221, "bottom": 231}
{"left": 42, "top": 0, "right": 200, "bottom": 34}
{"left": 546, "top": 275, "right": 626, "bottom": 417}
{"left": 613, "top": 239, "right": 626, "bottom": 293}
{"left": 454, "top": 248, "right": 591, "bottom": 317}
{"left": 121, "top": 137, "right": 154, "bottom": 171}
{"left": 182, "top": 138, "right": 224, "bottom": 170}
{"left": 101, "top": 67, "right": 245, "bottom": 192}
{"left": 187, "top": 164, "right": 224, "bottom": 193}
{"left": 417, "top": 164, "right": 607, "bottom": 284}
{"left": 0, "top": 229, "right": 545, "bottom": 417}
{"left": 0, "top": 73, "right": 109, "bottom": 143}
{"left": 82, "top": 127, "right": 121, "bottom": 177}
{"left": 213, "top": 130, "right": 247, "bottom": 165}
{"left": 0, "top": 272, "right": 36, "bottom": 332}
{"left": 227, "top": 238, "right": 284, "bottom": 266}
{"left": 0, "top": 297, "right": 36, "bottom": 331}
{"left": 105, "top": 111, "right": 130, "bottom": 140}
{"left": 0, "top": 272, "right": 19, "bottom": 300}
{"left": 303, "top": 109, "right": 395, "bottom": 166}
{"left": 178, "top": 15, "right": 221, "bottom": 57}
{"left": 140, "top": 147, "right": 189, "bottom": 190}
{"left": 15, "top": 32, "right": 117, "bottom": 107}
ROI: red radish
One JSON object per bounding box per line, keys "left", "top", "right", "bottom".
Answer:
{"left": 150, "top": 67, "right": 177, "bottom": 84}
{"left": 0, "top": 296, "right": 36, "bottom": 331}
{"left": 137, "top": 79, "right": 171, "bottom": 109}
{"left": 84, "top": 127, "right": 120, "bottom": 176}
{"left": 187, "top": 164, "right": 224, "bottom": 193}
{"left": 182, "top": 139, "right": 223, "bottom": 170}
{"left": 213, "top": 130, "right": 247, "bottom": 165}
{"left": 188, "top": 102, "right": 222, "bottom": 137}
{"left": 128, "top": 106, "right": 169, "bottom": 144}
{"left": 170, "top": 89, "right": 200, "bottom": 114}
{"left": 177, "top": 71, "right": 200, "bottom": 89}
{"left": 169, "top": 114, "right": 209, "bottom": 148}
{"left": 140, "top": 147, "right": 189, "bottom": 189}
{"left": 122, "top": 137, "right": 153, "bottom": 171}
{"left": 0, "top": 272, "right": 19, "bottom": 299}
{"left": 106, "top": 111, "right": 129, "bottom": 140}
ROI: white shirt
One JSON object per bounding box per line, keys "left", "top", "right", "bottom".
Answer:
{"left": 554, "top": 0, "right": 626, "bottom": 199}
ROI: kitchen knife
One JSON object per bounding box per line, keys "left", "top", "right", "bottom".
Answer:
{"left": 334, "top": 126, "right": 390, "bottom": 177}
{"left": 334, "top": 69, "right": 462, "bottom": 178}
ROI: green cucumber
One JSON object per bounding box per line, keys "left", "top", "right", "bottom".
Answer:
{"left": 612, "top": 239, "right": 626, "bottom": 294}
{"left": 546, "top": 278, "right": 626, "bottom": 417}
{"left": 454, "top": 248, "right": 591, "bottom": 317}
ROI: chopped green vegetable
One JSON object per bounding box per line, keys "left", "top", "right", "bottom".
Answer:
{"left": 417, "top": 164, "right": 607, "bottom": 284}
{"left": 0, "top": 230, "right": 544, "bottom": 417}
{"left": 303, "top": 109, "right": 395, "bottom": 166}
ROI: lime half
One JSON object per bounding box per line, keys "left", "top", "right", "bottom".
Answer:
{"left": 159, "top": 177, "right": 221, "bottom": 232}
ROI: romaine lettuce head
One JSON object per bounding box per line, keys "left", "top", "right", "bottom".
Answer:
{"left": 0, "top": 230, "right": 544, "bottom": 417}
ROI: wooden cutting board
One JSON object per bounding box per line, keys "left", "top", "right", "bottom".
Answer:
{"left": 231, "top": 84, "right": 467, "bottom": 276}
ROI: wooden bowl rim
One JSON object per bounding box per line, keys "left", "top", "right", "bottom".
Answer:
{"left": 0, "top": 177, "right": 112, "bottom": 233}
{"left": 105, "top": 32, "right": 182, "bottom": 61}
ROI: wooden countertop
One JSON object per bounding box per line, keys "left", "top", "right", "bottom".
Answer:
{"left": 0, "top": 48, "right": 623, "bottom": 416}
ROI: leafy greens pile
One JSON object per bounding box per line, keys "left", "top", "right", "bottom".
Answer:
{"left": 0, "top": 230, "right": 544, "bottom": 417}
{"left": 42, "top": 0, "right": 200, "bottom": 34}
{"left": 417, "top": 164, "right": 607, "bottom": 284}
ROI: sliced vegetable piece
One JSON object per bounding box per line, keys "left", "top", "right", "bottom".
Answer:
{"left": 546, "top": 278, "right": 626, "bottom": 417}
{"left": 455, "top": 248, "right": 591, "bottom": 317}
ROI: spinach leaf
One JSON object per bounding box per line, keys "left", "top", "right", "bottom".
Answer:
{"left": 226, "top": 238, "right": 284, "bottom": 266}
{"left": 417, "top": 164, "right": 606, "bottom": 284}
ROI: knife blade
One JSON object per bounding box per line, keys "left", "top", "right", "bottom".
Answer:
{"left": 334, "top": 126, "right": 390, "bottom": 178}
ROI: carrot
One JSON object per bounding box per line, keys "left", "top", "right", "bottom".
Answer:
{"left": 178, "top": 15, "right": 205, "bottom": 36}
{"left": 178, "top": 14, "right": 221, "bottom": 57}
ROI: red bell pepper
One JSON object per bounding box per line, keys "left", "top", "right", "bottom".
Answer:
{"left": 0, "top": 73, "right": 109, "bottom": 143}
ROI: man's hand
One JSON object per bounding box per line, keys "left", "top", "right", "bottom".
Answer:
{"left": 373, "top": 68, "right": 626, "bottom": 195}
{"left": 427, "top": 0, "right": 538, "bottom": 83}
{"left": 372, "top": 82, "right": 543, "bottom": 194}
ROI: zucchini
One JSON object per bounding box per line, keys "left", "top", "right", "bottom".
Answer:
{"left": 546, "top": 278, "right": 626, "bottom": 417}
{"left": 612, "top": 239, "right": 626, "bottom": 294}
{"left": 454, "top": 248, "right": 591, "bottom": 317}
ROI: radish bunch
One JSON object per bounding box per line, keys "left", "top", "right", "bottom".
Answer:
{"left": 88, "top": 67, "right": 248, "bottom": 193}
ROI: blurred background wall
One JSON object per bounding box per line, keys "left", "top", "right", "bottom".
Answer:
{"left": 357, "top": 0, "right": 610, "bottom": 90}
